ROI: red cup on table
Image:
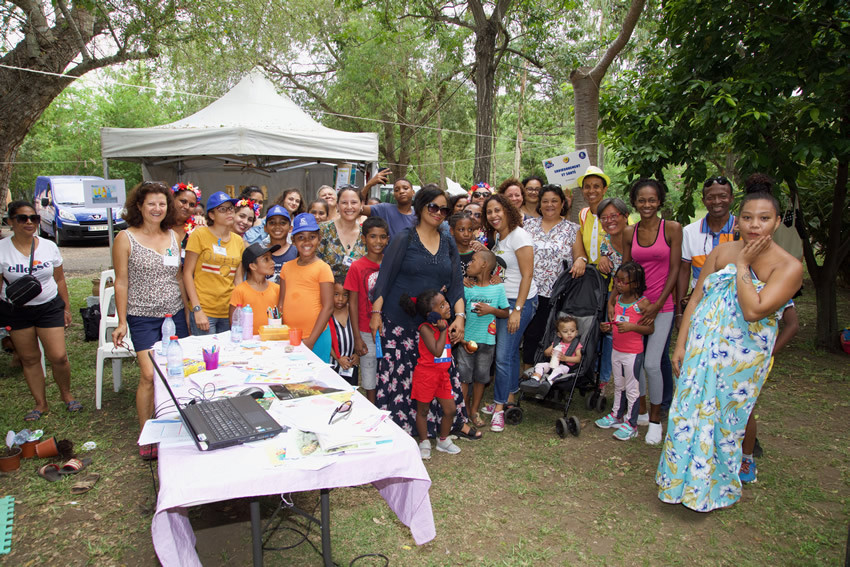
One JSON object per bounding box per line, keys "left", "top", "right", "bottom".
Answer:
{"left": 289, "top": 328, "right": 302, "bottom": 346}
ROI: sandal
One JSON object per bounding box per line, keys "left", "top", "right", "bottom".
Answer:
{"left": 24, "top": 409, "right": 43, "bottom": 422}
{"left": 66, "top": 400, "right": 83, "bottom": 412}
{"left": 471, "top": 412, "right": 486, "bottom": 428}
{"left": 139, "top": 444, "right": 158, "bottom": 461}
{"left": 57, "top": 457, "right": 92, "bottom": 475}
{"left": 70, "top": 474, "right": 100, "bottom": 495}
{"left": 453, "top": 425, "right": 483, "bottom": 441}
{"left": 37, "top": 463, "right": 62, "bottom": 482}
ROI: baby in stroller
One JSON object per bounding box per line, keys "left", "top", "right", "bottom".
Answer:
{"left": 528, "top": 315, "right": 583, "bottom": 385}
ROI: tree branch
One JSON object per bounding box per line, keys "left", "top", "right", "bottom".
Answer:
{"left": 55, "top": 0, "right": 91, "bottom": 62}
{"left": 399, "top": 11, "right": 474, "bottom": 32}
{"left": 588, "top": 0, "right": 645, "bottom": 83}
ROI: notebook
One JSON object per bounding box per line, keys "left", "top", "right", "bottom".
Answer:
{"left": 150, "top": 352, "right": 283, "bottom": 451}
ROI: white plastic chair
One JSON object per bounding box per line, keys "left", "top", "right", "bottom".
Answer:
{"left": 95, "top": 285, "right": 134, "bottom": 409}
{"left": 99, "top": 269, "right": 116, "bottom": 304}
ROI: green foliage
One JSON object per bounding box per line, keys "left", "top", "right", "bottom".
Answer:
{"left": 9, "top": 64, "right": 202, "bottom": 199}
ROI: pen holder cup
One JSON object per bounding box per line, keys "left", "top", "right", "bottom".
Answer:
{"left": 202, "top": 350, "right": 219, "bottom": 371}
{"left": 289, "top": 328, "right": 302, "bottom": 347}
{"left": 268, "top": 318, "right": 282, "bottom": 327}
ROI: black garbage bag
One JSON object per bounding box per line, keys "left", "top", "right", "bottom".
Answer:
{"left": 80, "top": 304, "right": 100, "bottom": 342}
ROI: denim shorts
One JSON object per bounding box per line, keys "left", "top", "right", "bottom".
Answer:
{"left": 127, "top": 309, "right": 190, "bottom": 352}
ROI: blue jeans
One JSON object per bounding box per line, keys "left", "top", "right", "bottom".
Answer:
{"left": 599, "top": 333, "right": 613, "bottom": 386}
{"left": 493, "top": 296, "right": 538, "bottom": 405}
{"left": 189, "top": 315, "right": 231, "bottom": 336}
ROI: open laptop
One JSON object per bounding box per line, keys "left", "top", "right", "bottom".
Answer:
{"left": 150, "top": 352, "right": 283, "bottom": 451}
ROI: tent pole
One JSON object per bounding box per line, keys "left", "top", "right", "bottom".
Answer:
{"left": 102, "top": 158, "right": 114, "bottom": 268}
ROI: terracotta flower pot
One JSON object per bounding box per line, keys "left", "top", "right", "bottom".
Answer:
{"left": 20, "top": 440, "right": 38, "bottom": 459}
{"left": 35, "top": 436, "right": 59, "bottom": 458}
{"left": 0, "top": 447, "right": 22, "bottom": 472}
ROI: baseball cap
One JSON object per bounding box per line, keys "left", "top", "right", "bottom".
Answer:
{"left": 290, "top": 213, "right": 320, "bottom": 235}
{"left": 242, "top": 243, "right": 282, "bottom": 273}
{"left": 206, "top": 191, "right": 239, "bottom": 211}
{"left": 265, "top": 204, "right": 291, "bottom": 221}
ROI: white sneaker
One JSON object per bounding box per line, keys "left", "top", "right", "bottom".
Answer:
{"left": 436, "top": 438, "right": 461, "bottom": 454}
{"left": 637, "top": 413, "right": 650, "bottom": 426}
{"left": 645, "top": 422, "right": 663, "bottom": 445}
{"left": 419, "top": 439, "right": 431, "bottom": 460}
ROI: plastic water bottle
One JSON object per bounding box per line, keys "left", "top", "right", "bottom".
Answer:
{"left": 160, "top": 314, "right": 176, "bottom": 355}
{"left": 241, "top": 304, "right": 254, "bottom": 340}
{"left": 231, "top": 305, "right": 242, "bottom": 344}
{"left": 166, "top": 336, "right": 184, "bottom": 388}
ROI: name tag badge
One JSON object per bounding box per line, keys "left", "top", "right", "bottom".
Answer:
{"left": 615, "top": 314, "right": 627, "bottom": 323}
{"left": 163, "top": 255, "right": 179, "bottom": 267}
{"left": 339, "top": 367, "right": 354, "bottom": 377}
{"left": 434, "top": 344, "right": 452, "bottom": 363}
{"left": 212, "top": 245, "right": 227, "bottom": 256}
{"left": 343, "top": 255, "right": 354, "bottom": 267}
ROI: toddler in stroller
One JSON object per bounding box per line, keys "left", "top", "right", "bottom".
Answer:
{"left": 524, "top": 315, "right": 583, "bottom": 397}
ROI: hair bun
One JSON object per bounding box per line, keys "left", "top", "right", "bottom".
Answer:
{"left": 743, "top": 173, "right": 774, "bottom": 195}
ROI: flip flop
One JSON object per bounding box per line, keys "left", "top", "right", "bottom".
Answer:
{"left": 57, "top": 457, "right": 92, "bottom": 475}
{"left": 24, "top": 409, "right": 43, "bottom": 422}
{"left": 37, "top": 463, "right": 62, "bottom": 482}
{"left": 66, "top": 400, "right": 83, "bottom": 412}
{"left": 70, "top": 474, "right": 100, "bottom": 495}
{"left": 453, "top": 426, "right": 483, "bottom": 441}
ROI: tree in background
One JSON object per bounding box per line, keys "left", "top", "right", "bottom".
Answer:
{"left": 0, "top": 0, "right": 195, "bottom": 207}
{"left": 601, "top": 0, "right": 850, "bottom": 350}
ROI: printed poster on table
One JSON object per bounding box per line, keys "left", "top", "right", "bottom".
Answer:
{"left": 83, "top": 179, "right": 126, "bottom": 208}
{"left": 542, "top": 151, "right": 591, "bottom": 189}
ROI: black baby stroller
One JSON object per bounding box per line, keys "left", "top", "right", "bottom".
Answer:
{"left": 509, "top": 265, "right": 609, "bottom": 437}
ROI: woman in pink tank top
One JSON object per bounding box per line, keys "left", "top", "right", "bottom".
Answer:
{"left": 623, "top": 179, "right": 682, "bottom": 446}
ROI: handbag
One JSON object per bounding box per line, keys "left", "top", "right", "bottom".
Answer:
{"left": 3, "top": 239, "right": 43, "bottom": 306}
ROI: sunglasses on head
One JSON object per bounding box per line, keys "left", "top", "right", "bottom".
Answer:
{"left": 12, "top": 214, "right": 40, "bottom": 224}
{"left": 426, "top": 203, "right": 451, "bottom": 216}
{"left": 471, "top": 191, "right": 490, "bottom": 198}
{"left": 704, "top": 176, "right": 732, "bottom": 188}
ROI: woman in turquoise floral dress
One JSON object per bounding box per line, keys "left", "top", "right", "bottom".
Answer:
{"left": 656, "top": 189, "right": 801, "bottom": 512}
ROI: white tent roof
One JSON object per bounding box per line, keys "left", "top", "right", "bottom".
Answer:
{"left": 100, "top": 70, "right": 378, "bottom": 163}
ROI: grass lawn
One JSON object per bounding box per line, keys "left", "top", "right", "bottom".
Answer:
{"left": 1, "top": 274, "right": 848, "bottom": 566}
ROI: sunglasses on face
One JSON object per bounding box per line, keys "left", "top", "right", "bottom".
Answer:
{"left": 12, "top": 214, "right": 40, "bottom": 224}
{"left": 471, "top": 191, "right": 490, "bottom": 198}
{"left": 467, "top": 212, "right": 482, "bottom": 218}
{"left": 704, "top": 176, "right": 731, "bottom": 188}
{"left": 426, "top": 203, "right": 451, "bottom": 217}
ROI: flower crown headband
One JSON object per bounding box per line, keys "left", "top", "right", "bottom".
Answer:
{"left": 235, "top": 198, "right": 261, "bottom": 217}
{"left": 172, "top": 182, "right": 202, "bottom": 202}
{"left": 469, "top": 181, "right": 492, "bottom": 195}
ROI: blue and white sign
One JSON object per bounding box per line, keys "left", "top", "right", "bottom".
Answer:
{"left": 84, "top": 179, "right": 126, "bottom": 208}
{"left": 542, "top": 150, "right": 591, "bottom": 189}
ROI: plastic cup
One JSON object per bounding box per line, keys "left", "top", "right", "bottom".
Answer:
{"left": 268, "top": 318, "right": 282, "bottom": 327}
{"left": 202, "top": 349, "right": 219, "bottom": 371}
{"left": 289, "top": 328, "right": 302, "bottom": 346}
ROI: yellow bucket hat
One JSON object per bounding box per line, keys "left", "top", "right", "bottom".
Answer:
{"left": 576, "top": 166, "right": 611, "bottom": 188}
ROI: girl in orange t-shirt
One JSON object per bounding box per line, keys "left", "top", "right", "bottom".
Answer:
{"left": 278, "top": 213, "right": 334, "bottom": 362}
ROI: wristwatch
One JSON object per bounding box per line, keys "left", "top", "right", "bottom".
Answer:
{"left": 513, "top": 305, "right": 523, "bottom": 313}
{"left": 192, "top": 305, "right": 202, "bottom": 312}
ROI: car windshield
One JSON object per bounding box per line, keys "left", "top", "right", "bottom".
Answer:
{"left": 53, "top": 181, "right": 85, "bottom": 205}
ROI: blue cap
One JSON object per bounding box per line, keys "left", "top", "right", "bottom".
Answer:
{"left": 290, "top": 213, "right": 320, "bottom": 235}
{"left": 206, "top": 191, "right": 238, "bottom": 211}
{"left": 265, "top": 204, "right": 291, "bottom": 221}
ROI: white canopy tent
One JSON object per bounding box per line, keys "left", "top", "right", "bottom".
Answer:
{"left": 100, "top": 70, "right": 379, "bottom": 202}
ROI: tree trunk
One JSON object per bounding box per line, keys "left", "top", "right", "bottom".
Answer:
{"left": 437, "top": 109, "right": 446, "bottom": 190}
{"left": 567, "top": 0, "right": 646, "bottom": 222}
{"left": 0, "top": 51, "right": 78, "bottom": 207}
{"left": 513, "top": 61, "right": 527, "bottom": 178}
{"left": 813, "top": 275, "right": 840, "bottom": 351}
{"left": 472, "top": 21, "right": 498, "bottom": 184}
{"left": 569, "top": 66, "right": 600, "bottom": 222}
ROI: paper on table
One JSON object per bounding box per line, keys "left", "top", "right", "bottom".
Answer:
{"left": 138, "top": 418, "right": 194, "bottom": 447}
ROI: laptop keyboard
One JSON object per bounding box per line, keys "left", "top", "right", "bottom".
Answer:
{"left": 196, "top": 400, "right": 255, "bottom": 439}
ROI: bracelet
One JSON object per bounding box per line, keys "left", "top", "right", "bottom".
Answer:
{"left": 370, "top": 310, "right": 381, "bottom": 315}
{"left": 576, "top": 256, "right": 588, "bottom": 263}
{"left": 455, "top": 313, "right": 466, "bottom": 319}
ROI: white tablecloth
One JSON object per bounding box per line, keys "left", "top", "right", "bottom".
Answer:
{"left": 149, "top": 334, "right": 435, "bottom": 566}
